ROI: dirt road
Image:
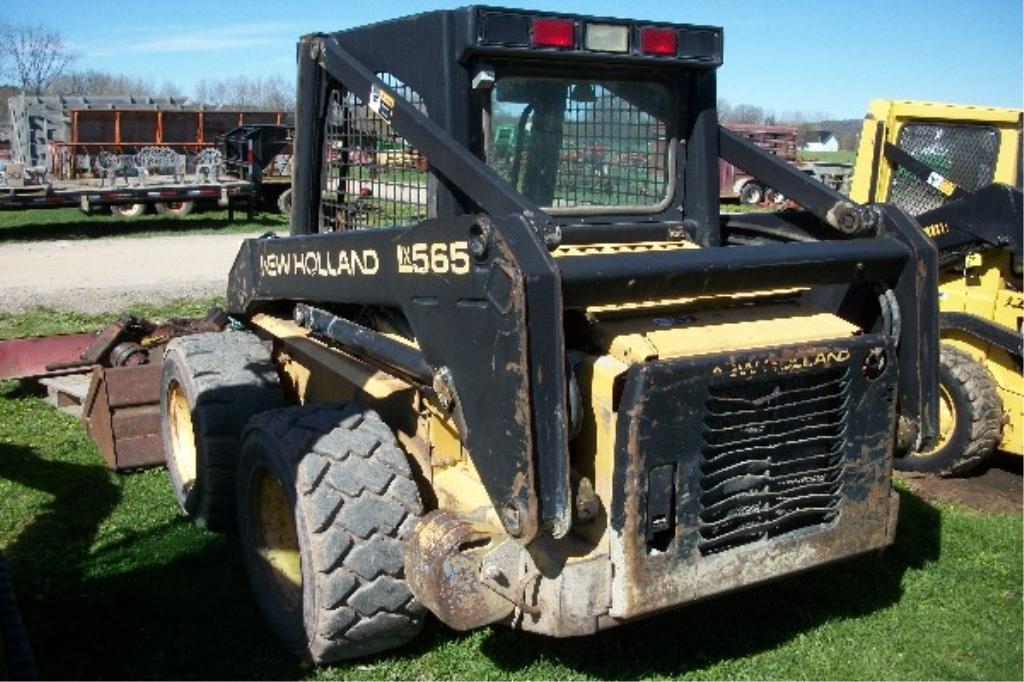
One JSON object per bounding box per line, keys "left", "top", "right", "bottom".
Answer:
{"left": 0, "top": 232, "right": 262, "bottom": 313}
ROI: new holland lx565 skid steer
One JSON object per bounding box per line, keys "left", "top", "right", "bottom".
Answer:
{"left": 159, "top": 7, "right": 940, "bottom": 663}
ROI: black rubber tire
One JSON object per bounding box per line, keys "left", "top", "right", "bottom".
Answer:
{"left": 110, "top": 203, "right": 147, "bottom": 218}
{"left": 154, "top": 200, "right": 195, "bottom": 216}
{"left": 896, "top": 344, "right": 1003, "bottom": 477}
{"left": 236, "top": 404, "right": 425, "bottom": 663}
{"left": 277, "top": 188, "right": 293, "bottom": 216}
{"left": 739, "top": 181, "right": 764, "bottom": 205}
{"left": 160, "top": 331, "right": 284, "bottom": 531}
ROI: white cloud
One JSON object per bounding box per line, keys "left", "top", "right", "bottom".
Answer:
{"left": 81, "top": 21, "right": 297, "bottom": 58}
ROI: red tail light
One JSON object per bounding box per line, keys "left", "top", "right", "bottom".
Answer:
{"left": 532, "top": 18, "right": 574, "bottom": 48}
{"left": 640, "top": 27, "right": 677, "bottom": 56}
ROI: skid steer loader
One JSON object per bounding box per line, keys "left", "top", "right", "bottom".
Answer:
{"left": 160, "top": 8, "right": 939, "bottom": 663}
{"left": 850, "top": 100, "right": 1022, "bottom": 475}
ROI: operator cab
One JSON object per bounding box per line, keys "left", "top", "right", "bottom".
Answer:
{"left": 307, "top": 7, "right": 723, "bottom": 243}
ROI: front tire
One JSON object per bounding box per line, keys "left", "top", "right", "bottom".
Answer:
{"left": 896, "top": 344, "right": 1003, "bottom": 476}
{"left": 160, "top": 331, "right": 284, "bottom": 531}
{"left": 236, "top": 404, "right": 425, "bottom": 664}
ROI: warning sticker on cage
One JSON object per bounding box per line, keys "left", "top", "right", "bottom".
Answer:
{"left": 368, "top": 85, "right": 395, "bottom": 123}
{"left": 925, "top": 171, "right": 956, "bottom": 196}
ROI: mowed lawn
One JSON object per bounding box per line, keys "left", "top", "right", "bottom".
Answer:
{"left": 0, "top": 306, "right": 1021, "bottom": 680}
{"left": 0, "top": 207, "right": 286, "bottom": 242}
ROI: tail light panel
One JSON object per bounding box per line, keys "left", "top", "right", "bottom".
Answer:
{"left": 531, "top": 18, "right": 575, "bottom": 49}
{"left": 476, "top": 10, "right": 722, "bottom": 66}
{"left": 639, "top": 27, "right": 677, "bottom": 56}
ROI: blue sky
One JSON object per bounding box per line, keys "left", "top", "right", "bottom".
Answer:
{"left": 2, "top": 0, "right": 1021, "bottom": 118}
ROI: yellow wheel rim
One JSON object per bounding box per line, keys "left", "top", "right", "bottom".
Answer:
{"left": 252, "top": 468, "right": 303, "bottom": 607}
{"left": 167, "top": 380, "right": 198, "bottom": 489}
{"left": 913, "top": 383, "right": 956, "bottom": 457}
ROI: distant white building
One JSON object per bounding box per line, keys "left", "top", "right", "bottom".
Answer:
{"left": 802, "top": 130, "right": 839, "bottom": 153}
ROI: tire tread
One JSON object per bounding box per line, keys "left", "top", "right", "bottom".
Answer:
{"left": 241, "top": 404, "right": 424, "bottom": 663}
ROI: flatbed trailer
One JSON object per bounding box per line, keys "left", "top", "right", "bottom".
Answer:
{"left": 0, "top": 123, "right": 295, "bottom": 218}
{"left": 0, "top": 174, "right": 258, "bottom": 216}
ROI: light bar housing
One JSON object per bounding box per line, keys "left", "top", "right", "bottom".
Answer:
{"left": 473, "top": 7, "right": 723, "bottom": 67}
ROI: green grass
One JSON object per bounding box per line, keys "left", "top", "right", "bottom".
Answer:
{"left": 720, "top": 203, "right": 769, "bottom": 214}
{"left": 0, "top": 298, "right": 225, "bottom": 340}
{"left": 0, "top": 207, "right": 287, "bottom": 242}
{"left": 798, "top": 150, "right": 857, "bottom": 164}
{"left": 1, "top": 308, "right": 1021, "bottom": 680}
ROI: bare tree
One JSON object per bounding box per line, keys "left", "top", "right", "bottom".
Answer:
{"left": 716, "top": 97, "right": 733, "bottom": 122}
{"left": 0, "top": 21, "right": 77, "bottom": 95}
{"left": 194, "top": 74, "right": 294, "bottom": 109}
{"left": 729, "top": 103, "right": 767, "bottom": 125}
{"left": 718, "top": 101, "right": 778, "bottom": 125}
{"left": 48, "top": 69, "right": 154, "bottom": 97}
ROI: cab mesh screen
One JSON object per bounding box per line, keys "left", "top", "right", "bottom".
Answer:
{"left": 319, "top": 75, "right": 429, "bottom": 232}
{"left": 888, "top": 123, "right": 999, "bottom": 215}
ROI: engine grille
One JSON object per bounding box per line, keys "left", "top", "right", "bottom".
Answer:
{"left": 697, "top": 368, "right": 850, "bottom": 556}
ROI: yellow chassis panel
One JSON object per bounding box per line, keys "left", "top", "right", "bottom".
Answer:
{"left": 592, "top": 302, "right": 859, "bottom": 364}
{"left": 938, "top": 252, "right": 1023, "bottom": 456}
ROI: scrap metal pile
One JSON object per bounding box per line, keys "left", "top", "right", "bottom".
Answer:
{"left": 0, "top": 309, "right": 228, "bottom": 470}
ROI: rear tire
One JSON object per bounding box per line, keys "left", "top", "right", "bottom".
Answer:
{"left": 236, "top": 404, "right": 425, "bottom": 663}
{"left": 110, "top": 203, "right": 147, "bottom": 218}
{"left": 896, "top": 344, "right": 1003, "bottom": 476}
{"left": 154, "top": 200, "right": 195, "bottom": 216}
{"left": 160, "top": 331, "right": 284, "bottom": 531}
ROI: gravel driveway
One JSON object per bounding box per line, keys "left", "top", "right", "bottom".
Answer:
{"left": 0, "top": 232, "right": 263, "bottom": 313}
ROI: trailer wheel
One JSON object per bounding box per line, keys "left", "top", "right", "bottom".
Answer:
{"left": 277, "top": 188, "right": 293, "bottom": 216}
{"left": 236, "top": 404, "right": 425, "bottom": 663}
{"left": 160, "top": 331, "right": 284, "bottom": 531}
{"left": 154, "top": 200, "right": 195, "bottom": 216}
{"left": 739, "top": 182, "right": 764, "bottom": 205}
{"left": 110, "top": 203, "right": 147, "bottom": 218}
{"left": 896, "top": 344, "right": 1003, "bottom": 477}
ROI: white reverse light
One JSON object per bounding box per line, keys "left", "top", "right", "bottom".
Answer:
{"left": 585, "top": 23, "right": 629, "bottom": 53}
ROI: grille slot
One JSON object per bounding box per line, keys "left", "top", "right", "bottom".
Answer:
{"left": 698, "top": 368, "right": 849, "bottom": 556}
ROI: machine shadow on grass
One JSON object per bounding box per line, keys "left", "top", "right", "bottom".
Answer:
{"left": 473, "top": 489, "right": 942, "bottom": 678}
{"left": 33, "top": 530, "right": 303, "bottom": 679}
{"left": 0, "top": 442, "right": 120, "bottom": 584}
{"left": 0, "top": 439, "right": 302, "bottom": 679}
{"left": 0, "top": 422, "right": 941, "bottom": 678}
{"left": 0, "top": 213, "right": 285, "bottom": 243}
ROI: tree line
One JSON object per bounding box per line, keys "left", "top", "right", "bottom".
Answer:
{"left": 0, "top": 20, "right": 857, "bottom": 148}
{"left": 718, "top": 99, "right": 860, "bottom": 150}
{"left": 0, "top": 20, "right": 296, "bottom": 110}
